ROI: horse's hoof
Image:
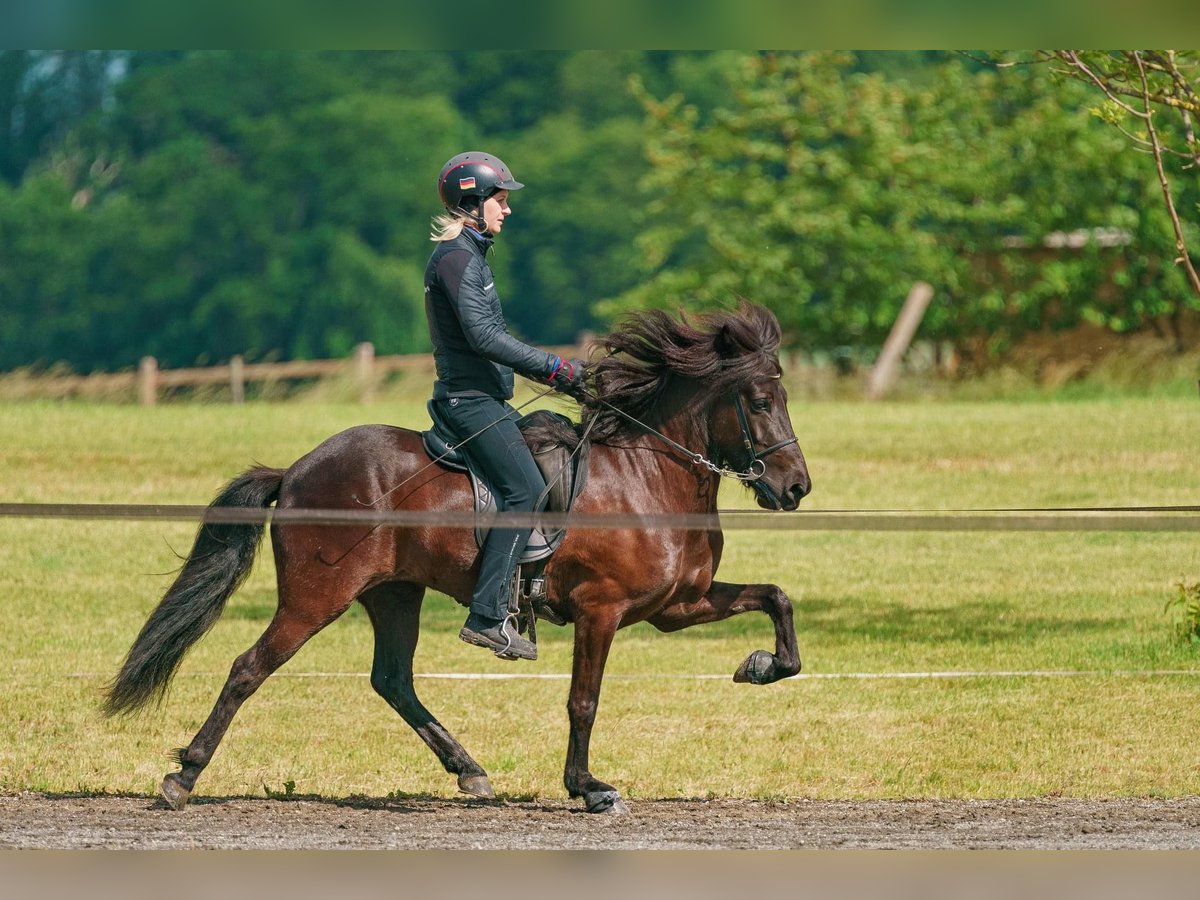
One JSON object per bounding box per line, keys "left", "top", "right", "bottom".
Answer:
{"left": 159, "top": 774, "right": 190, "bottom": 811}
{"left": 458, "top": 774, "right": 496, "bottom": 799}
{"left": 584, "top": 790, "right": 628, "bottom": 814}
{"left": 733, "top": 649, "right": 777, "bottom": 685}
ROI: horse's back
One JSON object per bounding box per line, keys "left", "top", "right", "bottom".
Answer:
{"left": 279, "top": 423, "right": 446, "bottom": 510}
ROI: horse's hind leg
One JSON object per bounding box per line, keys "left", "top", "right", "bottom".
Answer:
{"left": 359, "top": 584, "right": 494, "bottom": 799}
{"left": 160, "top": 604, "right": 345, "bottom": 810}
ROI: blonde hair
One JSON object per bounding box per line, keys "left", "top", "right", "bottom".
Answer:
{"left": 430, "top": 211, "right": 471, "bottom": 242}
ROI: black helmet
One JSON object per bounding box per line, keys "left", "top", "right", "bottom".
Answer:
{"left": 437, "top": 151, "right": 524, "bottom": 214}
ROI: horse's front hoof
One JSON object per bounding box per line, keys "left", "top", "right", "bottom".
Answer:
{"left": 733, "top": 649, "right": 777, "bottom": 685}
{"left": 458, "top": 774, "right": 496, "bottom": 799}
{"left": 159, "top": 773, "right": 191, "bottom": 811}
{"left": 584, "top": 790, "right": 628, "bottom": 814}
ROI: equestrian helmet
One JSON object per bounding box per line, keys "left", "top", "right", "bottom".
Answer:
{"left": 437, "top": 151, "right": 524, "bottom": 214}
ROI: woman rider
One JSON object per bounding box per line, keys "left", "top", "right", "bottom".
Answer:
{"left": 425, "top": 151, "right": 586, "bottom": 661}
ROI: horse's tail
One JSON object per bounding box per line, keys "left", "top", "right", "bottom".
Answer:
{"left": 103, "top": 465, "right": 285, "bottom": 717}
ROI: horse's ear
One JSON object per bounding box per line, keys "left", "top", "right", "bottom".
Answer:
{"left": 714, "top": 323, "right": 739, "bottom": 359}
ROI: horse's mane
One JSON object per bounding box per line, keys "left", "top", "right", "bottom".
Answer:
{"left": 576, "top": 302, "right": 781, "bottom": 443}
{"left": 521, "top": 303, "right": 782, "bottom": 449}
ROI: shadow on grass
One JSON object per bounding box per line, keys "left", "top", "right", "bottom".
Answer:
{"left": 619, "top": 596, "right": 1128, "bottom": 649}
{"left": 221, "top": 592, "right": 1133, "bottom": 654}
{"left": 800, "top": 596, "right": 1126, "bottom": 647}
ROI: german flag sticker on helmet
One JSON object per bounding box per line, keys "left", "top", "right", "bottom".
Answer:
{"left": 459, "top": 176, "right": 476, "bottom": 190}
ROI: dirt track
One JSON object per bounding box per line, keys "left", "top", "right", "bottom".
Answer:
{"left": 3, "top": 792, "right": 1200, "bottom": 849}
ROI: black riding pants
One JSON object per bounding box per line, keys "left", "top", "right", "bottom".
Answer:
{"left": 433, "top": 395, "right": 547, "bottom": 620}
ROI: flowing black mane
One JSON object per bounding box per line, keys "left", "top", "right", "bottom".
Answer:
{"left": 582, "top": 302, "right": 781, "bottom": 442}
{"left": 520, "top": 303, "right": 782, "bottom": 449}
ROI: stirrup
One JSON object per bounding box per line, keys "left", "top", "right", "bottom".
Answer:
{"left": 507, "top": 569, "right": 539, "bottom": 646}
{"left": 497, "top": 612, "right": 537, "bottom": 660}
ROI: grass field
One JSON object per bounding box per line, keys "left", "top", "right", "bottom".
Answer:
{"left": 1, "top": 389, "right": 1198, "bottom": 802}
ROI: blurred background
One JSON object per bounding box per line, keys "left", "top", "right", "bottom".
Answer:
{"left": 1, "top": 50, "right": 1197, "bottom": 395}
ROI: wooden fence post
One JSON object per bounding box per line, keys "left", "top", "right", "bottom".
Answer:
{"left": 354, "top": 342, "right": 375, "bottom": 403}
{"left": 137, "top": 356, "right": 158, "bottom": 406}
{"left": 865, "top": 282, "right": 934, "bottom": 401}
{"left": 230, "top": 355, "right": 245, "bottom": 403}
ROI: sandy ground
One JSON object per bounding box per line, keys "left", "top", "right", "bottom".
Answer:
{"left": 3, "top": 792, "right": 1200, "bottom": 850}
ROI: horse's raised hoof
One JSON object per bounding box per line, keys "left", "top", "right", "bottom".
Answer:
{"left": 159, "top": 773, "right": 191, "bottom": 811}
{"left": 733, "top": 649, "right": 778, "bottom": 685}
{"left": 584, "top": 790, "right": 629, "bottom": 815}
{"left": 458, "top": 774, "right": 496, "bottom": 799}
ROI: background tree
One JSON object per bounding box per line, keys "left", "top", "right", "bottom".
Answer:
{"left": 1, "top": 51, "right": 1195, "bottom": 374}
{"left": 1035, "top": 50, "right": 1200, "bottom": 349}
{"left": 603, "top": 51, "right": 1195, "bottom": 367}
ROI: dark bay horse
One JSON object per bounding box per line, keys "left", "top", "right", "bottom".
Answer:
{"left": 105, "top": 303, "right": 811, "bottom": 814}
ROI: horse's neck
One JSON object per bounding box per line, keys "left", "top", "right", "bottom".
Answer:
{"left": 592, "top": 412, "right": 720, "bottom": 513}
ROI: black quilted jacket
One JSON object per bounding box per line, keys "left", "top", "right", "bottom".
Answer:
{"left": 423, "top": 229, "right": 558, "bottom": 400}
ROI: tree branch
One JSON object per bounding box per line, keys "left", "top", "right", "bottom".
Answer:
{"left": 1142, "top": 50, "right": 1200, "bottom": 168}
{"left": 1055, "top": 51, "right": 1149, "bottom": 118}
{"left": 1133, "top": 51, "right": 1200, "bottom": 299}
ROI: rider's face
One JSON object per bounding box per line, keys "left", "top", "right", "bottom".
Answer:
{"left": 481, "top": 190, "right": 510, "bottom": 235}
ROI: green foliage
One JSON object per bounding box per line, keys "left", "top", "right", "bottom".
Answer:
{"left": 503, "top": 112, "right": 648, "bottom": 341}
{"left": 263, "top": 779, "right": 296, "bottom": 799}
{"left": 0, "top": 51, "right": 119, "bottom": 184}
{"left": 1165, "top": 581, "right": 1200, "bottom": 646}
{"left": 2, "top": 53, "right": 473, "bottom": 370}
{"left": 1, "top": 51, "right": 1196, "bottom": 374}
{"left": 604, "top": 51, "right": 1196, "bottom": 367}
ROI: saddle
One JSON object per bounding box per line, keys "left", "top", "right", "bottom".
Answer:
{"left": 421, "top": 403, "right": 589, "bottom": 569}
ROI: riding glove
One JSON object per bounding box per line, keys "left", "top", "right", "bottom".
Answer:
{"left": 549, "top": 358, "right": 588, "bottom": 399}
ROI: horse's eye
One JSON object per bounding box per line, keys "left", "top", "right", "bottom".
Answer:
{"left": 751, "top": 398, "right": 771, "bottom": 413}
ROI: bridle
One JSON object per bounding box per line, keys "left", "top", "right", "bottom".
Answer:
{"left": 723, "top": 386, "right": 800, "bottom": 509}
{"left": 587, "top": 379, "right": 798, "bottom": 487}
{"left": 730, "top": 389, "right": 800, "bottom": 476}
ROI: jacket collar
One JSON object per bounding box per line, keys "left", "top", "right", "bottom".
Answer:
{"left": 462, "top": 226, "right": 494, "bottom": 253}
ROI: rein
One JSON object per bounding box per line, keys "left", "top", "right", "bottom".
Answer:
{"left": 363, "top": 374, "right": 798, "bottom": 511}
{"left": 583, "top": 384, "right": 793, "bottom": 484}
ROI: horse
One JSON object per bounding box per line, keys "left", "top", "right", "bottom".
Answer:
{"left": 104, "top": 302, "right": 812, "bottom": 814}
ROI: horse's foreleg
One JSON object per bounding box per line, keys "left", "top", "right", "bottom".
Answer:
{"left": 161, "top": 607, "right": 334, "bottom": 810}
{"left": 647, "top": 581, "right": 800, "bottom": 685}
{"left": 564, "top": 609, "right": 627, "bottom": 814}
{"left": 359, "top": 585, "right": 494, "bottom": 800}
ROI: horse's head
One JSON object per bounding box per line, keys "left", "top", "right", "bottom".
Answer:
{"left": 710, "top": 368, "right": 812, "bottom": 511}
{"left": 702, "top": 304, "right": 811, "bottom": 511}
{"left": 585, "top": 301, "right": 812, "bottom": 509}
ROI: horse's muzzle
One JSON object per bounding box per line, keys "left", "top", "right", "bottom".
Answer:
{"left": 780, "top": 478, "right": 810, "bottom": 511}
{"left": 753, "top": 476, "right": 810, "bottom": 511}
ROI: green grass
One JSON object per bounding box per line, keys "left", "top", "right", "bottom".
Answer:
{"left": 1, "top": 393, "right": 1198, "bottom": 801}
